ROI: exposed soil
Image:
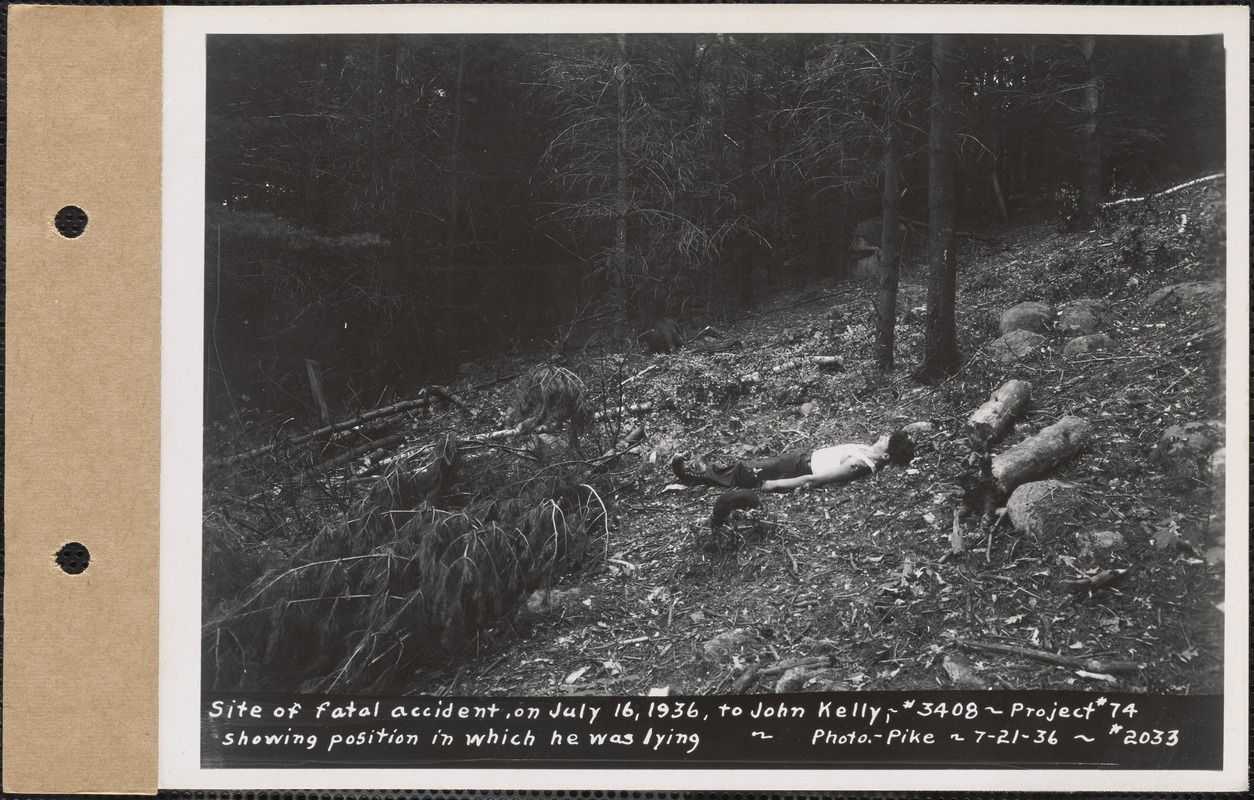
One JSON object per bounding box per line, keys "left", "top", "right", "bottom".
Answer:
{"left": 204, "top": 182, "right": 1230, "bottom": 699}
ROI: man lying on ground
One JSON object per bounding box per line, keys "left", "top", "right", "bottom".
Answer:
{"left": 671, "top": 430, "right": 915, "bottom": 491}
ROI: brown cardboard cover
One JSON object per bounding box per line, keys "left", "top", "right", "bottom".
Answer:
{"left": 4, "top": 5, "right": 162, "bottom": 794}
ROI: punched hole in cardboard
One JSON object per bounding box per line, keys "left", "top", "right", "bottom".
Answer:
{"left": 56, "top": 542, "right": 90, "bottom": 575}
{"left": 54, "top": 205, "right": 88, "bottom": 238}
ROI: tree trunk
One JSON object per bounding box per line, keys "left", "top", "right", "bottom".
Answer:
{"left": 992, "top": 416, "right": 1093, "bottom": 495}
{"left": 613, "top": 33, "right": 630, "bottom": 330}
{"left": 919, "top": 34, "right": 960, "bottom": 380}
{"left": 736, "top": 65, "right": 758, "bottom": 305}
{"left": 1077, "top": 35, "right": 1102, "bottom": 229}
{"left": 305, "top": 359, "right": 331, "bottom": 425}
{"left": 875, "top": 35, "right": 906, "bottom": 371}
{"left": 830, "top": 189, "right": 851, "bottom": 281}
{"left": 966, "top": 379, "right": 1032, "bottom": 450}
{"left": 442, "top": 37, "right": 468, "bottom": 372}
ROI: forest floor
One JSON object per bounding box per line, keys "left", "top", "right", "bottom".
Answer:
{"left": 204, "top": 180, "right": 1232, "bottom": 699}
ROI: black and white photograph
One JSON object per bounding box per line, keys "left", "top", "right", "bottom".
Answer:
{"left": 159, "top": 4, "right": 1248, "bottom": 791}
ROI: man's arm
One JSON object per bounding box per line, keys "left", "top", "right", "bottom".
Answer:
{"left": 761, "top": 454, "right": 878, "bottom": 491}
{"left": 760, "top": 474, "right": 819, "bottom": 491}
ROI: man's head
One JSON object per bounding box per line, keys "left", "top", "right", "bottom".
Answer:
{"left": 885, "top": 430, "right": 915, "bottom": 465}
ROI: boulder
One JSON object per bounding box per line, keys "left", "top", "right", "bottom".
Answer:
{"left": 1062, "top": 332, "right": 1114, "bottom": 358}
{"left": 1058, "top": 299, "right": 1108, "bottom": 335}
{"left": 989, "top": 329, "right": 1047, "bottom": 364}
{"left": 1145, "top": 281, "right": 1224, "bottom": 311}
{"left": 1007, "top": 480, "right": 1090, "bottom": 539}
{"left": 852, "top": 251, "right": 880, "bottom": 277}
{"left": 1157, "top": 422, "right": 1215, "bottom": 479}
{"left": 855, "top": 217, "right": 883, "bottom": 241}
{"left": 849, "top": 235, "right": 878, "bottom": 257}
{"left": 999, "top": 301, "right": 1054, "bottom": 335}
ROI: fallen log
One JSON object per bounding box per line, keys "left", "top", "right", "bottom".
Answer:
{"left": 771, "top": 355, "right": 845, "bottom": 373}
{"left": 318, "top": 433, "right": 407, "bottom": 472}
{"left": 209, "top": 395, "right": 431, "bottom": 467}
{"left": 1063, "top": 567, "right": 1132, "bottom": 595}
{"left": 429, "top": 385, "right": 478, "bottom": 419}
{"left": 688, "top": 338, "right": 742, "bottom": 354}
{"left": 731, "top": 664, "right": 760, "bottom": 693}
{"left": 957, "top": 639, "right": 1144, "bottom": 675}
{"left": 1101, "top": 172, "right": 1224, "bottom": 208}
{"left": 479, "top": 422, "right": 550, "bottom": 441}
{"left": 756, "top": 655, "right": 836, "bottom": 677}
{"left": 899, "top": 420, "right": 939, "bottom": 440}
{"left": 622, "top": 363, "right": 660, "bottom": 386}
{"left": 598, "top": 425, "right": 645, "bottom": 462}
{"left": 593, "top": 399, "right": 673, "bottom": 422}
{"left": 950, "top": 507, "right": 965, "bottom": 554}
{"left": 966, "top": 379, "right": 1032, "bottom": 450}
{"left": 992, "top": 416, "right": 1092, "bottom": 495}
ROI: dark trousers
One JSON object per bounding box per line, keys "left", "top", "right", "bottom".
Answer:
{"left": 687, "top": 450, "right": 812, "bottom": 488}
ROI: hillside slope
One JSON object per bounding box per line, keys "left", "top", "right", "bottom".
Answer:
{"left": 204, "top": 178, "right": 1231, "bottom": 697}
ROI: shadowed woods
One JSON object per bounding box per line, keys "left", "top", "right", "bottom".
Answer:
{"left": 201, "top": 33, "right": 1229, "bottom": 696}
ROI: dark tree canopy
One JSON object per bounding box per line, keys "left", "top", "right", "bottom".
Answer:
{"left": 205, "top": 32, "right": 1226, "bottom": 423}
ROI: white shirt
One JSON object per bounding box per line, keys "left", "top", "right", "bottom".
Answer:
{"left": 809, "top": 443, "right": 882, "bottom": 476}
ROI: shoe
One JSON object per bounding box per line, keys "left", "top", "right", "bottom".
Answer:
{"left": 671, "top": 453, "right": 698, "bottom": 484}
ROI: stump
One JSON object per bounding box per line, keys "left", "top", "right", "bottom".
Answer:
{"left": 992, "top": 416, "right": 1092, "bottom": 494}
{"left": 966, "top": 379, "right": 1032, "bottom": 450}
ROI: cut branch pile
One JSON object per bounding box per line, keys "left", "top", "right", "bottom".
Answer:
{"left": 205, "top": 417, "right": 615, "bottom": 693}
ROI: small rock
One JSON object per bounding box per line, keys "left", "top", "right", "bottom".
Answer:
{"left": 1211, "top": 446, "right": 1226, "bottom": 479}
{"left": 702, "top": 628, "right": 755, "bottom": 663}
{"left": 897, "top": 284, "right": 928, "bottom": 311}
{"left": 999, "top": 301, "right": 1054, "bottom": 335}
{"left": 773, "top": 385, "right": 808, "bottom": 405}
{"left": 988, "top": 329, "right": 1047, "bottom": 364}
{"left": 778, "top": 327, "right": 807, "bottom": 344}
{"left": 1057, "top": 299, "right": 1107, "bottom": 335}
{"left": 800, "top": 401, "right": 817, "bottom": 415}
{"left": 775, "top": 666, "right": 844, "bottom": 693}
{"left": 1160, "top": 423, "right": 1213, "bottom": 455}
{"left": 942, "top": 653, "right": 988, "bottom": 689}
{"left": 1063, "top": 332, "right": 1114, "bottom": 358}
{"left": 1078, "top": 529, "right": 1125, "bottom": 557}
{"left": 525, "top": 586, "right": 585, "bottom": 615}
